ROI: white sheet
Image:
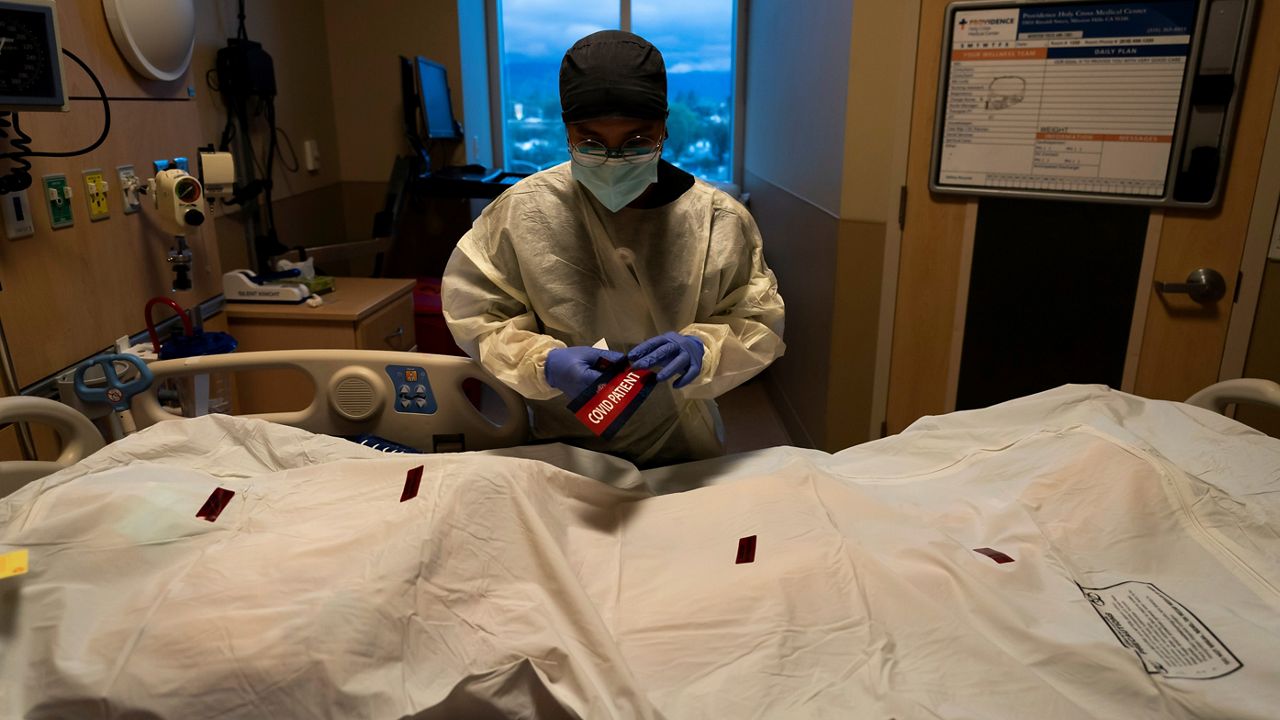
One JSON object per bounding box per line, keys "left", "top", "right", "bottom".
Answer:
{"left": 1, "top": 385, "right": 1277, "bottom": 718}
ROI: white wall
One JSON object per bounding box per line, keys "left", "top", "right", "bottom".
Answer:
{"left": 191, "top": 1, "right": 347, "bottom": 270}
{"left": 322, "top": 0, "right": 465, "bottom": 183}
{"left": 742, "top": 0, "right": 920, "bottom": 449}
{"left": 193, "top": 1, "right": 344, "bottom": 199}
{"left": 458, "top": 0, "right": 494, "bottom": 167}
{"left": 743, "top": 1, "right": 854, "bottom": 216}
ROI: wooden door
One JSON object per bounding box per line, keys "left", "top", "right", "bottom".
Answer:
{"left": 887, "top": 0, "right": 1280, "bottom": 433}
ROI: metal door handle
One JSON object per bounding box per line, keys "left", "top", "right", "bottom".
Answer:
{"left": 1155, "top": 267, "right": 1226, "bottom": 303}
{"left": 385, "top": 326, "right": 405, "bottom": 346}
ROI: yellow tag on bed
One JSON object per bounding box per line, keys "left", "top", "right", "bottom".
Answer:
{"left": 0, "top": 549, "right": 29, "bottom": 579}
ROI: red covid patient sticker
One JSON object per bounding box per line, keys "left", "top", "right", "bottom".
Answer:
{"left": 973, "top": 547, "right": 1015, "bottom": 564}
{"left": 196, "top": 487, "right": 236, "bottom": 523}
{"left": 567, "top": 358, "right": 657, "bottom": 439}
{"left": 401, "top": 465, "right": 424, "bottom": 502}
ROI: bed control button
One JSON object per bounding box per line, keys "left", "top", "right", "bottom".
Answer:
{"left": 384, "top": 365, "right": 437, "bottom": 414}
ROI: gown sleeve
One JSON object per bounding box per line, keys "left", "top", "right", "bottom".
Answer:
{"left": 677, "top": 203, "right": 786, "bottom": 400}
{"left": 441, "top": 213, "right": 566, "bottom": 401}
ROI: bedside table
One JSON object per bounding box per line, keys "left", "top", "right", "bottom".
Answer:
{"left": 225, "top": 277, "right": 416, "bottom": 414}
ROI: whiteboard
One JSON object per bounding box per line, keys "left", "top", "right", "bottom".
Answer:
{"left": 930, "top": 0, "right": 1216, "bottom": 205}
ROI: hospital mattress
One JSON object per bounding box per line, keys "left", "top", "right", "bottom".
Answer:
{"left": 1, "top": 385, "right": 1278, "bottom": 718}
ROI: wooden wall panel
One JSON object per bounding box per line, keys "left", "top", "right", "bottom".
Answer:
{"left": 0, "top": 422, "right": 64, "bottom": 462}
{"left": 1, "top": 101, "right": 218, "bottom": 388}
{"left": 56, "top": 1, "right": 192, "bottom": 99}
{"left": 827, "top": 219, "right": 887, "bottom": 448}
{"left": 0, "top": 424, "right": 22, "bottom": 463}
{"left": 3, "top": 1, "right": 357, "bottom": 393}
{"left": 2, "top": 2, "right": 206, "bottom": 389}
{"left": 885, "top": 0, "right": 970, "bottom": 434}
{"left": 1134, "top": 0, "right": 1280, "bottom": 401}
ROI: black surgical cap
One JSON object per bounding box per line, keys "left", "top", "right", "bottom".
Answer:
{"left": 559, "top": 30, "right": 668, "bottom": 123}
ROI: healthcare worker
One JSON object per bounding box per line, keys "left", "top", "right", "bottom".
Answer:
{"left": 442, "top": 30, "right": 785, "bottom": 467}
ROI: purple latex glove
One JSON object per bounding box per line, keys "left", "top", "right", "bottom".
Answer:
{"left": 545, "top": 346, "right": 625, "bottom": 398}
{"left": 628, "top": 332, "right": 705, "bottom": 389}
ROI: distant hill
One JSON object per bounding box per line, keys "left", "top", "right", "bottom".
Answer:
{"left": 670, "top": 71, "right": 732, "bottom": 105}
{"left": 505, "top": 60, "right": 732, "bottom": 109}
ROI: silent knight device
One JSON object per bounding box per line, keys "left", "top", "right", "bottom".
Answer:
{"left": 223, "top": 269, "right": 312, "bottom": 304}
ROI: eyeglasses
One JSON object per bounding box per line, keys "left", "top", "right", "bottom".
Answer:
{"left": 568, "top": 136, "right": 663, "bottom": 167}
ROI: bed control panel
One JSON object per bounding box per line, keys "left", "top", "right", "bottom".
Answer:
{"left": 385, "top": 365, "right": 437, "bottom": 414}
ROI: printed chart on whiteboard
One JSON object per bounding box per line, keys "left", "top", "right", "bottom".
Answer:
{"left": 936, "top": 1, "right": 1197, "bottom": 197}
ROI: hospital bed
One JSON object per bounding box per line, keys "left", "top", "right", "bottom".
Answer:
{"left": 0, "top": 350, "right": 528, "bottom": 497}
{"left": 1, "top": 350, "right": 1278, "bottom": 719}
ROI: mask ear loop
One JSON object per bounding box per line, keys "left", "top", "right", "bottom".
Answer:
{"left": 566, "top": 134, "right": 583, "bottom": 165}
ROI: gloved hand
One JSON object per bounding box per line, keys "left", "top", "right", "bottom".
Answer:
{"left": 628, "top": 332, "right": 705, "bottom": 389}
{"left": 545, "top": 346, "right": 625, "bottom": 398}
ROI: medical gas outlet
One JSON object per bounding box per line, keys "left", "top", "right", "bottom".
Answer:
{"left": 117, "top": 165, "right": 141, "bottom": 213}
{"left": 41, "top": 174, "right": 73, "bottom": 229}
{"left": 82, "top": 169, "right": 110, "bottom": 221}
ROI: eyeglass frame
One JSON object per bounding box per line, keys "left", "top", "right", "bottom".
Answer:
{"left": 567, "top": 135, "right": 665, "bottom": 167}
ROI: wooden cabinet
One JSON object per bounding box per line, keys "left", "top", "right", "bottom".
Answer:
{"left": 225, "top": 278, "right": 416, "bottom": 414}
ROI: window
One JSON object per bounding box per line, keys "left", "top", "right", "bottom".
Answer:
{"left": 495, "top": 0, "right": 739, "bottom": 183}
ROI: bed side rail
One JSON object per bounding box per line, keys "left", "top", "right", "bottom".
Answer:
{"left": 1185, "top": 378, "right": 1280, "bottom": 416}
{"left": 0, "top": 396, "right": 106, "bottom": 495}
{"left": 130, "top": 350, "right": 528, "bottom": 453}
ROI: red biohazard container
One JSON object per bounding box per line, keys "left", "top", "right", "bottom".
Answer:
{"left": 414, "top": 277, "right": 482, "bottom": 407}
{"left": 413, "top": 277, "right": 466, "bottom": 356}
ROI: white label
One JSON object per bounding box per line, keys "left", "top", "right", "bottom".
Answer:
{"left": 194, "top": 373, "right": 210, "bottom": 416}
{"left": 954, "top": 9, "right": 1021, "bottom": 42}
{"left": 2, "top": 190, "right": 35, "bottom": 239}
{"left": 1081, "top": 581, "right": 1241, "bottom": 680}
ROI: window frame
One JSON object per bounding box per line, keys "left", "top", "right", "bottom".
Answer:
{"left": 482, "top": 0, "right": 748, "bottom": 186}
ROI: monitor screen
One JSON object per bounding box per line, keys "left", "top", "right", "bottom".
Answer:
{"left": 0, "top": 0, "right": 67, "bottom": 111}
{"left": 416, "top": 57, "right": 461, "bottom": 140}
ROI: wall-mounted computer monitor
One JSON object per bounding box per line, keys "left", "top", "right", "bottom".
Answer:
{"left": 399, "top": 55, "right": 463, "bottom": 174}
{"left": 416, "top": 57, "right": 462, "bottom": 141}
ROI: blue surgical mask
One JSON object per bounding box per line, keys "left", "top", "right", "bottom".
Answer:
{"left": 571, "top": 152, "right": 660, "bottom": 212}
